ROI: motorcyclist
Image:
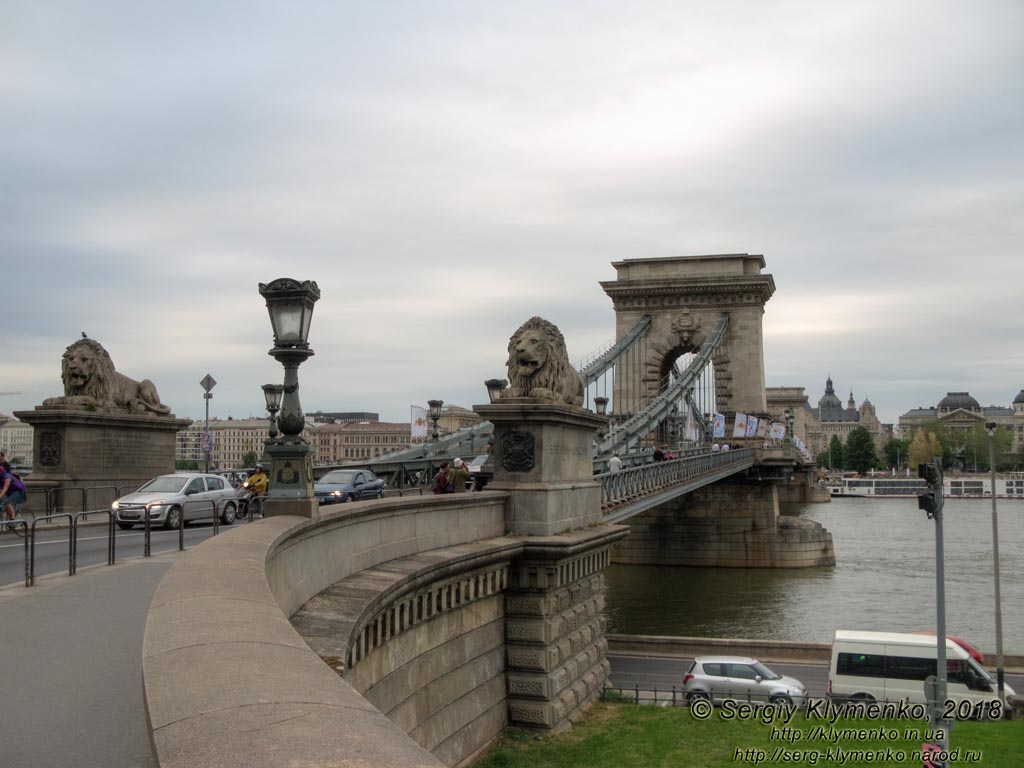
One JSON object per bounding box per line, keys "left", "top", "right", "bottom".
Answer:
{"left": 241, "top": 464, "right": 269, "bottom": 518}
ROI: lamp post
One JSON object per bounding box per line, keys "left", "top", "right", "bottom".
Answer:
{"left": 200, "top": 374, "right": 216, "bottom": 472}
{"left": 427, "top": 399, "right": 443, "bottom": 442}
{"left": 258, "top": 278, "right": 320, "bottom": 517}
{"left": 985, "top": 422, "right": 1006, "bottom": 702}
{"left": 593, "top": 396, "right": 608, "bottom": 416}
{"left": 484, "top": 379, "right": 507, "bottom": 404}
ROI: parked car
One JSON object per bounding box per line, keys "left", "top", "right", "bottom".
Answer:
{"left": 112, "top": 473, "right": 240, "bottom": 530}
{"left": 683, "top": 656, "right": 808, "bottom": 706}
{"left": 314, "top": 469, "right": 386, "bottom": 505}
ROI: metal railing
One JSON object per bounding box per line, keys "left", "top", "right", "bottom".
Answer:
{"left": 598, "top": 448, "right": 755, "bottom": 521}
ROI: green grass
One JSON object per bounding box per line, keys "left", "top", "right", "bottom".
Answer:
{"left": 475, "top": 703, "right": 1024, "bottom": 768}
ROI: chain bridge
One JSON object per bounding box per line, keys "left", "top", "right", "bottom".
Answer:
{"left": 320, "top": 254, "right": 834, "bottom": 567}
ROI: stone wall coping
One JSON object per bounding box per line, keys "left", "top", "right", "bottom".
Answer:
{"left": 474, "top": 401, "right": 606, "bottom": 429}
{"left": 144, "top": 494, "right": 509, "bottom": 768}
{"left": 14, "top": 408, "right": 190, "bottom": 428}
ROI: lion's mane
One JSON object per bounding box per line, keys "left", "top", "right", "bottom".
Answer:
{"left": 62, "top": 339, "right": 116, "bottom": 401}
{"left": 54, "top": 338, "right": 171, "bottom": 414}
{"left": 502, "top": 316, "right": 584, "bottom": 406}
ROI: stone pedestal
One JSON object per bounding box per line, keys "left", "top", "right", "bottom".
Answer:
{"left": 474, "top": 400, "right": 606, "bottom": 536}
{"left": 263, "top": 441, "right": 319, "bottom": 519}
{"left": 14, "top": 408, "right": 190, "bottom": 509}
{"left": 504, "top": 528, "right": 626, "bottom": 731}
{"left": 475, "top": 399, "right": 628, "bottom": 731}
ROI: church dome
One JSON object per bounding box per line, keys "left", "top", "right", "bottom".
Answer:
{"left": 1013, "top": 390, "right": 1024, "bottom": 405}
{"left": 937, "top": 392, "right": 980, "bottom": 410}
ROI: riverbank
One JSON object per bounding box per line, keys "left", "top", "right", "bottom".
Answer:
{"left": 607, "top": 634, "right": 1024, "bottom": 672}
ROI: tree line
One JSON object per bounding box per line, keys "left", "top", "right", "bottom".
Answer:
{"left": 815, "top": 422, "right": 1017, "bottom": 475}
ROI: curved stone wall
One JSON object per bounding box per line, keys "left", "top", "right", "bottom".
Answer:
{"left": 143, "top": 493, "right": 507, "bottom": 768}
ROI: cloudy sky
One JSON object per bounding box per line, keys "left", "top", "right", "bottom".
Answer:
{"left": 3, "top": 1, "right": 1022, "bottom": 427}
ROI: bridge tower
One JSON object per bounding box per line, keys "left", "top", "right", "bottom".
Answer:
{"left": 601, "top": 253, "right": 773, "bottom": 419}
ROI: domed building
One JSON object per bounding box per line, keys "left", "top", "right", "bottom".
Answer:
{"left": 765, "top": 377, "right": 891, "bottom": 460}
{"left": 898, "top": 390, "right": 1024, "bottom": 456}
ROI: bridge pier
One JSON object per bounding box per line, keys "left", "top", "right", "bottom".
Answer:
{"left": 611, "top": 479, "right": 835, "bottom": 568}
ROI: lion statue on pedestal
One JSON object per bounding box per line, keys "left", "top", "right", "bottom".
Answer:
{"left": 501, "top": 316, "right": 584, "bottom": 406}
{"left": 42, "top": 337, "right": 172, "bottom": 415}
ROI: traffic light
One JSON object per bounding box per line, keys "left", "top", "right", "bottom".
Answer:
{"left": 918, "top": 461, "right": 943, "bottom": 518}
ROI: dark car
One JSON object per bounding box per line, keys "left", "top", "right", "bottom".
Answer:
{"left": 314, "top": 469, "right": 386, "bottom": 505}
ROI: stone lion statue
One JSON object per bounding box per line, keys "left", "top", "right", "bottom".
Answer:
{"left": 501, "top": 316, "right": 584, "bottom": 406}
{"left": 42, "top": 337, "right": 172, "bottom": 415}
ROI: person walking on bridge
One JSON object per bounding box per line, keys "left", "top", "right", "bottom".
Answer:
{"left": 448, "top": 457, "right": 470, "bottom": 493}
{"left": 432, "top": 461, "right": 450, "bottom": 494}
{"left": 608, "top": 454, "right": 623, "bottom": 473}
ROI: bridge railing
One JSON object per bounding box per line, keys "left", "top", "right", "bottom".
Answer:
{"left": 596, "top": 448, "right": 754, "bottom": 510}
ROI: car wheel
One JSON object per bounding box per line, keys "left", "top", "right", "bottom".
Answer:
{"left": 117, "top": 523, "right": 134, "bottom": 530}
{"left": 769, "top": 695, "right": 792, "bottom": 706}
{"left": 848, "top": 693, "right": 876, "bottom": 703}
{"left": 220, "top": 502, "right": 236, "bottom": 525}
{"left": 376, "top": 489, "right": 384, "bottom": 499}
{"left": 687, "top": 691, "right": 710, "bottom": 703}
{"left": 164, "top": 506, "right": 183, "bottom": 530}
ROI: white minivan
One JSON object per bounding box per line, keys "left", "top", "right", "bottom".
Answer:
{"left": 829, "top": 630, "right": 1012, "bottom": 718}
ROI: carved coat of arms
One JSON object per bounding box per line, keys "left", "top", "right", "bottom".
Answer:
{"left": 502, "top": 431, "right": 535, "bottom": 472}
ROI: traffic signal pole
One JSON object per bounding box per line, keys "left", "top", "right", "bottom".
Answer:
{"left": 919, "top": 460, "right": 950, "bottom": 756}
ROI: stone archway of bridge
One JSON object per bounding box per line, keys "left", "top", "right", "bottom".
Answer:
{"left": 602, "top": 254, "right": 775, "bottom": 420}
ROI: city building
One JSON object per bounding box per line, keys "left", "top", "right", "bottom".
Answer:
{"left": 177, "top": 417, "right": 312, "bottom": 469}
{"left": 313, "top": 421, "right": 411, "bottom": 464}
{"left": 767, "top": 376, "right": 892, "bottom": 460}
{"left": 0, "top": 417, "right": 34, "bottom": 466}
{"left": 898, "top": 390, "right": 1024, "bottom": 455}
{"left": 437, "top": 404, "right": 482, "bottom": 435}
{"left": 307, "top": 411, "right": 379, "bottom": 424}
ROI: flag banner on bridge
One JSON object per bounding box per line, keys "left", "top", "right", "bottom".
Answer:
{"left": 732, "top": 413, "right": 747, "bottom": 438}
{"left": 745, "top": 416, "right": 759, "bottom": 437}
{"left": 756, "top": 419, "right": 768, "bottom": 439}
{"left": 770, "top": 422, "right": 786, "bottom": 440}
{"left": 410, "top": 405, "right": 427, "bottom": 440}
{"left": 684, "top": 405, "right": 698, "bottom": 441}
{"left": 713, "top": 412, "right": 726, "bottom": 438}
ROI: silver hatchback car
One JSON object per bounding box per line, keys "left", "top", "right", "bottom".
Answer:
{"left": 112, "top": 473, "right": 239, "bottom": 530}
{"left": 683, "top": 655, "right": 807, "bottom": 706}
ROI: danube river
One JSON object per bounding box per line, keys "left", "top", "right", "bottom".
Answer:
{"left": 603, "top": 496, "right": 1024, "bottom": 653}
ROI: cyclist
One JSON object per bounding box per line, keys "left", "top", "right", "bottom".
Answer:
{"left": 1, "top": 463, "right": 28, "bottom": 522}
{"left": 242, "top": 464, "right": 269, "bottom": 517}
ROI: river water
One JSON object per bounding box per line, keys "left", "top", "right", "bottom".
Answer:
{"left": 603, "top": 497, "right": 1024, "bottom": 653}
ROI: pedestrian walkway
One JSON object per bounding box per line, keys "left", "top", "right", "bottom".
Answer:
{"left": 0, "top": 551, "right": 182, "bottom": 768}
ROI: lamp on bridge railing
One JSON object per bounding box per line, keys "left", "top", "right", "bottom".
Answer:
{"left": 593, "top": 396, "right": 608, "bottom": 416}
{"left": 258, "top": 278, "right": 320, "bottom": 516}
{"left": 484, "top": 379, "right": 507, "bottom": 404}
{"left": 427, "top": 399, "right": 444, "bottom": 441}
{"left": 262, "top": 384, "right": 284, "bottom": 441}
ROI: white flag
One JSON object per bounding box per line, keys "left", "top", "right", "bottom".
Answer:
{"left": 410, "top": 405, "right": 427, "bottom": 440}
{"left": 713, "top": 413, "right": 726, "bottom": 438}
{"left": 745, "top": 416, "right": 759, "bottom": 437}
{"left": 733, "top": 413, "right": 747, "bottom": 438}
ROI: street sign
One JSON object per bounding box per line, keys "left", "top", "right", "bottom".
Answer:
{"left": 200, "top": 374, "right": 217, "bottom": 393}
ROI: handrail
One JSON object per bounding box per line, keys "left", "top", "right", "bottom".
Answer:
{"left": 1, "top": 517, "right": 30, "bottom": 586}
{"left": 598, "top": 448, "right": 755, "bottom": 521}
{"left": 29, "top": 513, "right": 74, "bottom": 585}
{"left": 71, "top": 510, "right": 117, "bottom": 573}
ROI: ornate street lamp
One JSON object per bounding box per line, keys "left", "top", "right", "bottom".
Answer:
{"left": 258, "top": 278, "right": 320, "bottom": 517}
{"left": 262, "top": 384, "right": 284, "bottom": 441}
{"left": 427, "top": 399, "right": 444, "bottom": 441}
{"left": 985, "top": 422, "right": 1006, "bottom": 702}
{"left": 484, "top": 379, "right": 507, "bottom": 404}
{"left": 593, "top": 396, "right": 608, "bottom": 416}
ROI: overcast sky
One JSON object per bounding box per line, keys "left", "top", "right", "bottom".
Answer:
{"left": 3, "top": 1, "right": 1022, "bottom": 428}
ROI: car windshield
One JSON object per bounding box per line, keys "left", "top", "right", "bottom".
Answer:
{"left": 750, "top": 662, "right": 782, "bottom": 680}
{"left": 321, "top": 471, "right": 358, "bottom": 484}
{"left": 137, "top": 476, "right": 189, "bottom": 493}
